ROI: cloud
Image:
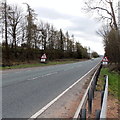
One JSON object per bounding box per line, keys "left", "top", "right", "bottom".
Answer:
{"left": 34, "top": 7, "right": 104, "bottom": 54}
{"left": 6, "top": 0, "right": 104, "bottom": 54}
{"left": 35, "top": 7, "right": 101, "bottom": 37}
{"left": 35, "top": 7, "right": 73, "bottom": 20}
{"left": 66, "top": 16, "right": 101, "bottom": 35}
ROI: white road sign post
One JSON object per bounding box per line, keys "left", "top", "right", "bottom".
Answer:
{"left": 102, "top": 57, "right": 108, "bottom": 65}
{"left": 41, "top": 54, "right": 47, "bottom": 63}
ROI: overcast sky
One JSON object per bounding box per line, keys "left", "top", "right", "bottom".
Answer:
{"left": 7, "top": 0, "right": 105, "bottom": 55}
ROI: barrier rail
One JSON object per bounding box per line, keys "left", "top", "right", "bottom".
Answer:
{"left": 73, "top": 64, "right": 109, "bottom": 120}
{"left": 73, "top": 63, "right": 102, "bottom": 119}
{"left": 95, "top": 75, "right": 108, "bottom": 120}
{"left": 100, "top": 75, "right": 108, "bottom": 119}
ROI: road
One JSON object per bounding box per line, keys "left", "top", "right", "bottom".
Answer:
{"left": 2, "top": 58, "right": 101, "bottom": 118}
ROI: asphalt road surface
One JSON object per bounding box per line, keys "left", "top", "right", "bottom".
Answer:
{"left": 2, "top": 58, "right": 101, "bottom": 118}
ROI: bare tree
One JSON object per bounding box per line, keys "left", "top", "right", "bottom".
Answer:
{"left": 84, "top": 0, "right": 118, "bottom": 30}
{"left": 23, "top": 3, "right": 37, "bottom": 48}
{"left": 47, "top": 25, "right": 56, "bottom": 50}
{"left": 23, "top": 3, "right": 37, "bottom": 61}
{"left": 97, "top": 24, "right": 120, "bottom": 70}
{"left": 59, "top": 29, "right": 64, "bottom": 51}
{"left": 84, "top": 0, "right": 120, "bottom": 70}
{"left": 21, "top": 19, "right": 26, "bottom": 46}
{"left": 40, "top": 22, "right": 47, "bottom": 50}
{"left": 32, "top": 24, "right": 41, "bottom": 49}
{"left": 0, "top": 0, "right": 10, "bottom": 64}
{"left": 7, "top": 5, "right": 23, "bottom": 57}
{"left": 65, "top": 31, "right": 70, "bottom": 51}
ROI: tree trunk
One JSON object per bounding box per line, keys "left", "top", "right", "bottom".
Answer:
{"left": 4, "top": 1, "right": 10, "bottom": 65}
{"left": 109, "top": 2, "right": 118, "bottom": 30}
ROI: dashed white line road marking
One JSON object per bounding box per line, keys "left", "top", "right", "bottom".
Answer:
{"left": 26, "top": 70, "right": 32, "bottom": 72}
{"left": 27, "top": 72, "right": 58, "bottom": 81}
{"left": 15, "top": 70, "right": 32, "bottom": 73}
{"left": 2, "top": 73, "right": 8, "bottom": 76}
{"left": 15, "top": 71, "right": 22, "bottom": 73}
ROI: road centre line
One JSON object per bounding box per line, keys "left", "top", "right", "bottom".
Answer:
{"left": 27, "top": 72, "right": 58, "bottom": 81}
{"left": 15, "top": 71, "right": 22, "bottom": 73}
{"left": 27, "top": 65, "right": 80, "bottom": 81}
{"left": 2, "top": 73, "right": 8, "bottom": 76}
{"left": 29, "top": 62, "right": 100, "bottom": 119}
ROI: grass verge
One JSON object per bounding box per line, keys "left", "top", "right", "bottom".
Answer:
{"left": 1, "top": 59, "right": 85, "bottom": 70}
{"left": 98, "top": 67, "right": 119, "bottom": 99}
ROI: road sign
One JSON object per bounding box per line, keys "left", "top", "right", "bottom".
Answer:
{"left": 41, "top": 54, "right": 47, "bottom": 63}
{"left": 102, "top": 57, "right": 108, "bottom": 65}
{"left": 102, "top": 57, "right": 108, "bottom": 62}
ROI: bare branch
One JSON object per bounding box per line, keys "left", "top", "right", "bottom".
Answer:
{"left": 104, "top": 0, "right": 110, "bottom": 3}
{"left": 90, "top": 6, "right": 113, "bottom": 17}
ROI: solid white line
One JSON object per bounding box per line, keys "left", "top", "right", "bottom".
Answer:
{"left": 30, "top": 62, "right": 100, "bottom": 119}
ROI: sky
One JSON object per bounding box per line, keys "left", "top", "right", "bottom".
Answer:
{"left": 6, "top": 0, "right": 105, "bottom": 55}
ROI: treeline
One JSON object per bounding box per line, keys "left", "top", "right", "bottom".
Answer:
{"left": 0, "top": 2, "right": 90, "bottom": 65}
{"left": 104, "top": 28, "right": 120, "bottom": 70}
{"left": 83, "top": 0, "right": 120, "bottom": 71}
{"left": 105, "top": 29, "right": 120, "bottom": 64}
{"left": 98, "top": 24, "right": 120, "bottom": 71}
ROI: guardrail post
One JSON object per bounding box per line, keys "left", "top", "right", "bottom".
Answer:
{"left": 95, "top": 109, "right": 101, "bottom": 120}
{"left": 92, "top": 79, "right": 96, "bottom": 98}
{"left": 88, "top": 88, "right": 93, "bottom": 114}
{"left": 94, "top": 75, "right": 97, "bottom": 83}
{"left": 73, "top": 63, "right": 102, "bottom": 120}
{"left": 96, "top": 64, "right": 102, "bottom": 82}
{"left": 80, "top": 109, "right": 86, "bottom": 120}
{"left": 94, "top": 76, "right": 98, "bottom": 91}
{"left": 103, "top": 75, "right": 106, "bottom": 90}
{"left": 101, "top": 91, "right": 104, "bottom": 107}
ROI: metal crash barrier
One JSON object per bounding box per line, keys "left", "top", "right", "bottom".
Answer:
{"left": 73, "top": 63, "right": 102, "bottom": 119}
{"left": 99, "top": 75, "right": 108, "bottom": 119}
{"left": 73, "top": 64, "right": 109, "bottom": 120}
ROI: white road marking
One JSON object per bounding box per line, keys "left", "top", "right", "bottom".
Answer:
{"left": 15, "top": 71, "right": 22, "bottom": 73}
{"left": 15, "top": 69, "right": 32, "bottom": 73}
{"left": 3, "top": 69, "right": 32, "bottom": 76}
{"left": 29, "top": 62, "right": 100, "bottom": 119}
{"left": 2, "top": 73, "right": 8, "bottom": 76}
{"left": 27, "top": 72, "right": 58, "bottom": 81}
{"left": 26, "top": 70, "right": 32, "bottom": 72}
{"left": 62, "top": 65, "right": 81, "bottom": 72}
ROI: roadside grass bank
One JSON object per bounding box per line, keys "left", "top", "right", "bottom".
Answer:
{"left": 1, "top": 59, "right": 87, "bottom": 70}
{"left": 98, "top": 67, "right": 119, "bottom": 98}
{"left": 97, "top": 67, "right": 119, "bottom": 118}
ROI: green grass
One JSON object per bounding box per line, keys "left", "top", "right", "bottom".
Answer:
{"left": 99, "top": 68, "right": 120, "bottom": 99}
{"left": 1, "top": 59, "right": 82, "bottom": 70}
